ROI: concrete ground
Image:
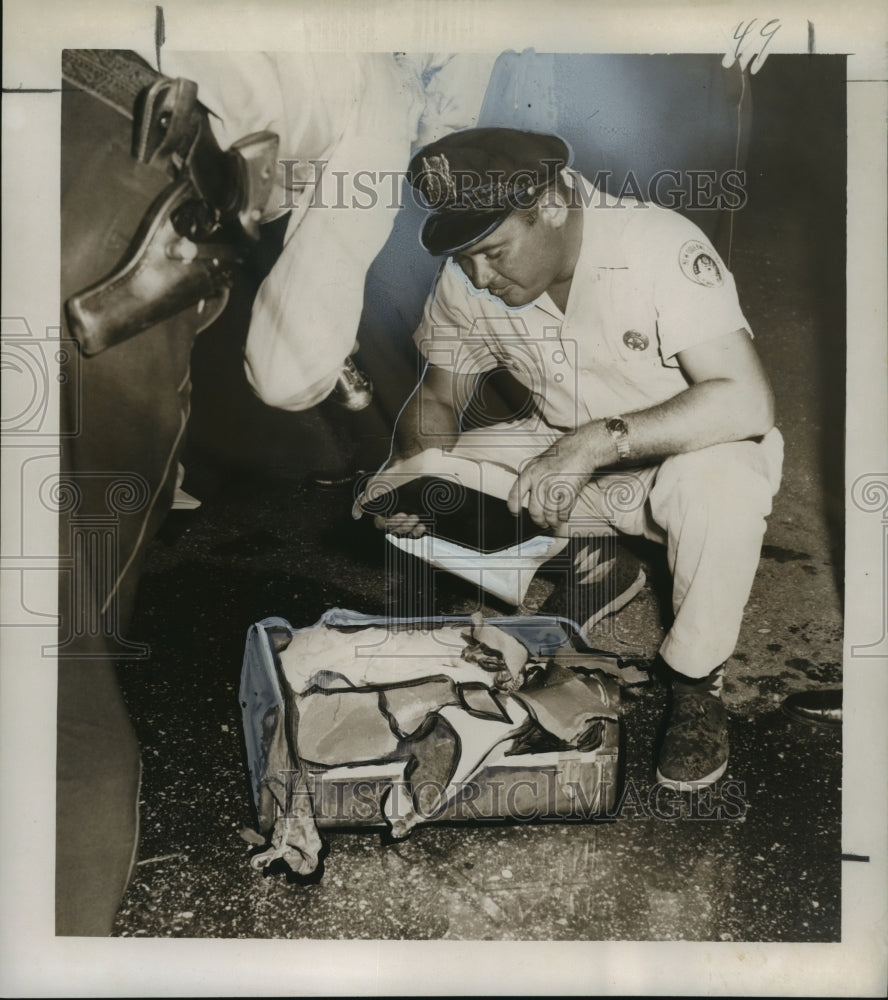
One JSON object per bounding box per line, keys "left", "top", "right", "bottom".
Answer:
{"left": 114, "top": 470, "right": 842, "bottom": 942}
{"left": 111, "top": 59, "right": 845, "bottom": 941}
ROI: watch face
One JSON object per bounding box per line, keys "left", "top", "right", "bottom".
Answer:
{"left": 606, "top": 417, "right": 630, "bottom": 460}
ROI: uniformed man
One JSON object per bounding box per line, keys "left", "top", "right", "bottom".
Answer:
{"left": 373, "top": 127, "right": 784, "bottom": 791}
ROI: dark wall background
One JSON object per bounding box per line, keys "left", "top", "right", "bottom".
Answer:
{"left": 737, "top": 55, "right": 846, "bottom": 554}
{"left": 183, "top": 55, "right": 845, "bottom": 511}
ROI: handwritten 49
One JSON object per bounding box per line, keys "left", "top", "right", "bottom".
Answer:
{"left": 723, "top": 18, "right": 782, "bottom": 75}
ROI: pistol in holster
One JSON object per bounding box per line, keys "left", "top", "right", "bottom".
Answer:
{"left": 66, "top": 75, "right": 280, "bottom": 356}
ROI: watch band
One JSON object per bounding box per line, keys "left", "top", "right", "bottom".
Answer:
{"left": 605, "top": 416, "right": 631, "bottom": 462}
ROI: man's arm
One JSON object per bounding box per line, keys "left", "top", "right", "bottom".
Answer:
{"left": 507, "top": 328, "right": 775, "bottom": 528}
{"left": 374, "top": 363, "right": 473, "bottom": 536}
{"left": 390, "top": 363, "right": 468, "bottom": 462}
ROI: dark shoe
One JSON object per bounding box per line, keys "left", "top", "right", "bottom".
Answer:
{"left": 782, "top": 687, "right": 842, "bottom": 727}
{"left": 656, "top": 665, "right": 728, "bottom": 791}
{"left": 540, "top": 537, "right": 646, "bottom": 634}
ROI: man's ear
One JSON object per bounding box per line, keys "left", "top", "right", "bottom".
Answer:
{"left": 536, "top": 187, "right": 570, "bottom": 229}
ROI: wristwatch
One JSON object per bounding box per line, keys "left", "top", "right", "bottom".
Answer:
{"left": 605, "top": 416, "right": 631, "bottom": 462}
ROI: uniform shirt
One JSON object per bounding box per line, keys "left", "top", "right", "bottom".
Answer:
{"left": 414, "top": 172, "right": 752, "bottom": 430}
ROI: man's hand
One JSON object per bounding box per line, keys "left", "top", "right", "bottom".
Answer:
{"left": 359, "top": 471, "right": 428, "bottom": 537}
{"left": 365, "top": 362, "right": 469, "bottom": 538}
{"left": 506, "top": 329, "right": 776, "bottom": 531}
{"left": 373, "top": 512, "right": 427, "bottom": 538}
{"left": 506, "top": 426, "right": 609, "bottom": 530}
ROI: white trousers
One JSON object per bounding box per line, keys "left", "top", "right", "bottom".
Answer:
{"left": 448, "top": 421, "right": 785, "bottom": 678}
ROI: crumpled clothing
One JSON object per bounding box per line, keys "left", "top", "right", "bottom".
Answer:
{"left": 380, "top": 679, "right": 460, "bottom": 739}
{"left": 253, "top": 618, "right": 617, "bottom": 875}
{"left": 461, "top": 612, "right": 530, "bottom": 688}
{"left": 250, "top": 704, "right": 324, "bottom": 876}
{"left": 458, "top": 685, "right": 512, "bottom": 723}
{"left": 511, "top": 661, "right": 618, "bottom": 746}
{"left": 278, "top": 622, "right": 505, "bottom": 695}
{"left": 296, "top": 690, "right": 400, "bottom": 766}
{"left": 250, "top": 808, "right": 325, "bottom": 878}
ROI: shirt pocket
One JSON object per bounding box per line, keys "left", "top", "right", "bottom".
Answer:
{"left": 604, "top": 271, "right": 662, "bottom": 367}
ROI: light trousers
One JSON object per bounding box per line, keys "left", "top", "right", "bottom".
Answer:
{"left": 449, "top": 420, "right": 784, "bottom": 678}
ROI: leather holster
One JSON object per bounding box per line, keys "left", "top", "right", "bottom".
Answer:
{"left": 66, "top": 73, "right": 279, "bottom": 355}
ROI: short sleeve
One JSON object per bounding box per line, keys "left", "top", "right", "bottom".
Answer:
{"left": 413, "top": 260, "right": 500, "bottom": 376}
{"left": 628, "top": 209, "right": 752, "bottom": 364}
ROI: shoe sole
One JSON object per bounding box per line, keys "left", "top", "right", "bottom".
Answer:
{"left": 580, "top": 567, "right": 646, "bottom": 632}
{"left": 655, "top": 758, "right": 728, "bottom": 792}
{"left": 781, "top": 704, "right": 842, "bottom": 728}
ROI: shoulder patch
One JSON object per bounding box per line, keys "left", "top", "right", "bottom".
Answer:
{"left": 678, "top": 240, "right": 724, "bottom": 287}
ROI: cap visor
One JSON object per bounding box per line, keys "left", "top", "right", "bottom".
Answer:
{"left": 420, "top": 208, "right": 510, "bottom": 256}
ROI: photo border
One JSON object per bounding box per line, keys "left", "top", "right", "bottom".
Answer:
{"left": 2, "top": 0, "right": 886, "bottom": 995}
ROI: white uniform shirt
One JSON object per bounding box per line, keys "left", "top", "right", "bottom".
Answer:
{"left": 414, "top": 173, "right": 751, "bottom": 430}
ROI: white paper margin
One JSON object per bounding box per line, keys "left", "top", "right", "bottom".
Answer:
{"left": 1, "top": 0, "right": 886, "bottom": 995}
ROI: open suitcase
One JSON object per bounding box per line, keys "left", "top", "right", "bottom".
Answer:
{"left": 240, "top": 608, "right": 622, "bottom": 877}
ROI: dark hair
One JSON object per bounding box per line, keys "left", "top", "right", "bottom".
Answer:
{"left": 517, "top": 173, "right": 572, "bottom": 226}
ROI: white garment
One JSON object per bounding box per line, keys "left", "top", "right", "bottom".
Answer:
{"left": 148, "top": 51, "right": 497, "bottom": 410}
{"left": 414, "top": 173, "right": 752, "bottom": 429}
{"left": 448, "top": 418, "right": 784, "bottom": 677}
{"left": 278, "top": 622, "right": 504, "bottom": 694}
{"left": 408, "top": 174, "right": 783, "bottom": 676}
